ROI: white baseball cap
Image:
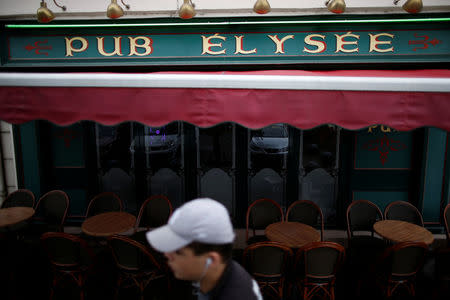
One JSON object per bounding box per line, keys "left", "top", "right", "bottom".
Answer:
{"left": 146, "top": 198, "right": 235, "bottom": 252}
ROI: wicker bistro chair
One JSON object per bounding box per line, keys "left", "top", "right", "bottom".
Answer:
{"left": 246, "top": 198, "right": 284, "bottom": 245}
{"left": 346, "top": 200, "right": 386, "bottom": 249}
{"left": 384, "top": 200, "right": 424, "bottom": 227}
{"left": 0, "top": 189, "right": 36, "bottom": 237}
{"left": 294, "top": 241, "right": 346, "bottom": 300}
{"left": 1, "top": 189, "right": 35, "bottom": 208}
{"left": 32, "top": 190, "right": 69, "bottom": 233}
{"left": 433, "top": 204, "right": 450, "bottom": 299}
{"left": 85, "top": 192, "right": 123, "bottom": 218}
{"left": 243, "top": 241, "right": 293, "bottom": 300}
{"left": 135, "top": 195, "right": 173, "bottom": 230}
{"left": 132, "top": 195, "right": 173, "bottom": 245}
{"left": 346, "top": 200, "right": 386, "bottom": 296}
{"left": 41, "top": 232, "right": 95, "bottom": 300}
{"left": 375, "top": 241, "right": 428, "bottom": 298}
{"left": 108, "top": 235, "right": 168, "bottom": 300}
{"left": 286, "top": 200, "right": 324, "bottom": 241}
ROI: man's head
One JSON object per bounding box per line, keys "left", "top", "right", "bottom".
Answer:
{"left": 146, "top": 198, "right": 235, "bottom": 281}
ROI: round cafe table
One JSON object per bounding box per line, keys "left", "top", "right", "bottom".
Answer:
{"left": 82, "top": 211, "right": 136, "bottom": 237}
{"left": 0, "top": 207, "right": 35, "bottom": 228}
{"left": 265, "top": 221, "right": 321, "bottom": 248}
{"left": 373, "top": 220, "right": 434, "bottom": 245}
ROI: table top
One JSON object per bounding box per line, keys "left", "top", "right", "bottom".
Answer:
{"left": 265, "top": 221, "right": 321, "bottom": 248}
{"left": 373, "top": 220, "right": 434, "bottom": 245}
{"left": 0, "top": 207, "right": 35, "bottom": 228}
{"left": 82, "top": 211, "right": 136, "bottom": 237}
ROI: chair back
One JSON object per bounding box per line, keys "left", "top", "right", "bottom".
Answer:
{"left": 346, "top": 199, "right": 383, "bottom": 239}
{"left": 246, "top": 198, "right": 283, "bottom": 242}
{"left": 108, "top": 235, "right": 161, "bottom": 271}
{"left": 1, "top": 189, "right": 35, "bottom": 208}
{"left": 243, "top": 241, "right": 293, "bottom": 299}
{"left": 287, "top": 200, "right": 324, "bottom": 240}
{"left": 34, "top": 190, "right": 69, "bottom": 231}
{"left": 444, "top": 203, "right": 450, "bottom": 241}
{"left": 382, "top": 242, "right": 428, "bottom": 277}
{"left": 384, "top": 201, "right": 424, "bottom": 226}
{"left": 41, "top": 232, "right": 93, "bottom": 267}
{"left": 136, "top": 195, "right": 173, "bottom": 230}
{"left": 244, "top": 241, "right": 293, "bottom": 277}
{"left": 86, "top": 192, "right": 123, "bottom": 218}
{"left": 295, "top": 241, "right": 345, "bottom": 280}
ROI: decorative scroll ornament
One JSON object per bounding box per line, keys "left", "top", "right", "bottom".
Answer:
{"left": 179, "top": 0, "right": 196, "bottom": 19}
{"left": 253, "top": 0, "right": 271, "bottom": 14}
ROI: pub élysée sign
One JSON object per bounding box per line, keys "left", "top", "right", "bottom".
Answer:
{"left": 3, "top": 23, "right": 450, "bottom": 66}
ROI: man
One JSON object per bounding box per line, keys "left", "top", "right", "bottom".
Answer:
{"left": 146, "top": 198, "right": 262, "bottom": 300}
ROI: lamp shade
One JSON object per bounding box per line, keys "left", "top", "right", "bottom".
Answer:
{"left": 107, "top": 0, "right": 124, "bottom": 19}
{"left": 403, "top": 0, "right": 423, "bottom": 13}
{"left": 253, "top": 0, "right": 271, "bottom": 14}
{"left": 326, "top": 0, "right": 346, "bottom": 14}
{"left": 179, "top": 0, "right": 196, "bottom": 19}
{"left": 37, "top": 1, "right": 55, "bottom": 23}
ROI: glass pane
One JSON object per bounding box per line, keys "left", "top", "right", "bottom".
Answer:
{"left": 198, "top": 124, "right": 234, "bottom": 215}
{"left": 199, "top": 124, "right": 233, "bottom": 170}
{"left": 249, "top": 123, "right": 289, "bottom": 171}
{"left": 302, "top": 125, "right": 337, "bottom": 175}
{"left": 96, "top": 123, "right": 136, "bottom": 213}
{"left": 135, "top": 122, "right": 182, "bottom": 171}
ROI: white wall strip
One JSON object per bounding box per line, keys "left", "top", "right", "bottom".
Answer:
{"left": 0, "top": 72, "right": 450, "bottom": 92}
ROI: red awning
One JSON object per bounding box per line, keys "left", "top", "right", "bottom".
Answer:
{"left": 1, "top": 69, "right": 450, "bottom": 131}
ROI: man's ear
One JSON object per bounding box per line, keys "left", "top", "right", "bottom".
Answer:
{"left": 208, "top": 252, "right": 222, "bottom": 265}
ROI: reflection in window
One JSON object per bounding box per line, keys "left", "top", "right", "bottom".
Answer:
{"left": 198, "top": 124, "right": 233, "bottom": 170}
{"left": 197, "top": 124, "right": 235, "bottom": 216}
{"left": 132, "top": 122, "right": 183, "bottom": 171}
{"left": 302, "top": 125, "right": 338, "bottom": 175}
{"left": 249, "top": 123, "right": 289, "bottom": 171}
{"left": 96, "top": 123, "right": 136, "bottom": 213}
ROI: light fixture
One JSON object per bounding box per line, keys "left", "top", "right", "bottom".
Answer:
{"left": 107, "top": 0, "right": 130, "bottom": 19}
{"left": 253, "top": 0, "right": 271, "bottom": 14}
{"left": 179, "top": 0, "right": 196, "bottom": 19}
{"left": 325, "top": 0, "right": 346, "bottom": 14}
{"left": 37, "top": 0, "right": 66, "bottom": 23}
{"left": 394, "top": 0, "right": 423, "bottom": 14}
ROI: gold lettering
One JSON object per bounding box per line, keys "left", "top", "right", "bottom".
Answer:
{"left": 335, "top": 32, "right": 360, "bottom": 53}
{"left": 128, "top": 36, "right": 153, "bottom": 56}
{"left": 201, "top": 34, "right": 226, "bottom": 55}
{"left": 381, "top": 125, "right": 392, "bottom": 133}
{"left": 369, "top": 33, "right": 394, "bottom": 53}
{"left": 304, "top": 34, "right": 326, "bottom": 54}
{"left": 65, "top": 37, "right": 88, "bottom": 57}
{"left": 97, "top": 37, "right": 123, "bottom": 56}
{"left": 268, "top": 35, "right": 294, "bottom": 54}
{"left": 367, "top": 125, "right": 378, "bottom": 133}
{"left": 234, "top": 36, "right": 257, "bottom": 55}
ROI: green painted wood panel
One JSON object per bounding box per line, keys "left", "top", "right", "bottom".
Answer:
{"left": 420, "top": 128, "right": 446, "bottom": 223}
{"left": 19, "top": 121, "right": 41, "bottom": 198}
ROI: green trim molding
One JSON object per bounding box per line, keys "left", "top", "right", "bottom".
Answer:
{"left": 2, "top": 14, "right": 449, "bottom": 67}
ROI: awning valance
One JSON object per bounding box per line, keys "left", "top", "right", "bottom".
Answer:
{"left": 1, "top": 70, "right": 450, "bottom": 131}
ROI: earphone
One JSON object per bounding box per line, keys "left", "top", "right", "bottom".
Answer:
{"left": 205, "top": 257, "right": 212, "bottom": 269}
